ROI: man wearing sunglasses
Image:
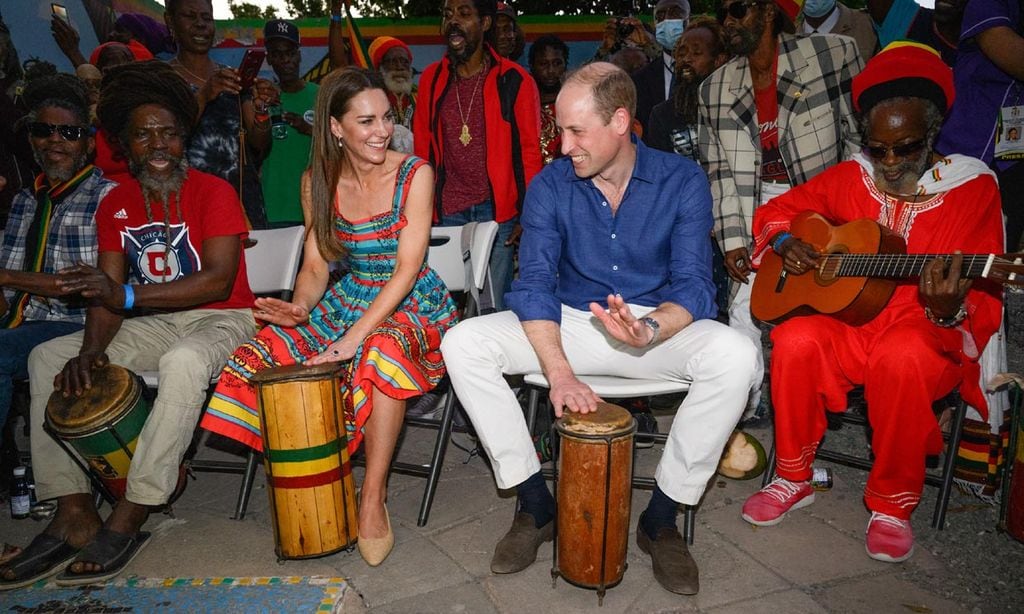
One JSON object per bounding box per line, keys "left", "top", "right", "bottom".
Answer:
{"left": 0, "top": 74, "right": 115, "bottom": 492}
{"left": 698, "top": 0, "right": 862, "bottom": 422}
{"left": 743, "top": 44, "right": 1003, "bottom": 563}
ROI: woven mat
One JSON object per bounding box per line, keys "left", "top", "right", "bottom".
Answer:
{"left": 0, "top": 575, "right": 349, "bottom": 613}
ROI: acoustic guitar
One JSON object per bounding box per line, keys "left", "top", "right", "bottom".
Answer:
{"left": 751, "top": 211, "right": 1024, "bottom": 325}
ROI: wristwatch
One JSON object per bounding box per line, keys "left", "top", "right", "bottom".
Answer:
{"left": 639, "top": 316, "right": 660, "bottom": 346}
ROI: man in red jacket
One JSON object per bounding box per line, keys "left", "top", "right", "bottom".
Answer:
{"left": 413, "top": 0, "right": 542, "bottom": 311}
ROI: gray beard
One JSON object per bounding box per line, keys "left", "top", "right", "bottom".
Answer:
{"left": 872, "top": 152, "right": 930, "bottom": 196}
{"left": 130, "top": 156, "right": 189, "bottom": 204}
{"left": 34, "top": 149, "right": 90, "bottom": 184}
{"left": 383, "top": 70, "right": 413, "bottom": 96}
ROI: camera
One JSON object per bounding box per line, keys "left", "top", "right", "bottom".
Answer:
{"left": 615, "top": 17, "right": 634, "bottom": 41}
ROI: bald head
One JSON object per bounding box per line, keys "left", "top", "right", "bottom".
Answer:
{"left": 562, "top": 61, "right": 636, "bottom": 123}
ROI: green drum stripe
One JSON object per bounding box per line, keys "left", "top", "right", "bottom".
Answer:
{"left": 266, "top": 438, "right": 342, "bottom": 463}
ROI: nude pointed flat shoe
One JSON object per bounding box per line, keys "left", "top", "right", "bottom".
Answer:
{"left": 357, "top": 504, "right": 394, "bottom": 567}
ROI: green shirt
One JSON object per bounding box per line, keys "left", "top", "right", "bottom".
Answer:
{"left": 261, "top": 82, "right": 318, "bottom": 225}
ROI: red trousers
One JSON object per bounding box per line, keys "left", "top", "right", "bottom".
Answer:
{"left": 770, "top": 308, "right": 962, "bottom": 519}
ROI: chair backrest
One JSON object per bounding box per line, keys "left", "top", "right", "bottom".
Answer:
{"left": 245, "top": 226, "right": 305, "bottom": 299}
{"left": 428, "top": 222, "right": 500, "bottom": 315}
{"left": 427, "top": 226, "right": 466, "bottom": 292}
{"left": 469, "top": 221, "right": 499, "bottom": 292}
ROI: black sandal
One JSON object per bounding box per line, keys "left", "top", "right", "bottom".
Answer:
{"left": 0, "top": 533, "right": 80, "bottom": 591}
{"left": 55, "top": 528, "right": 151, "bottom": 587}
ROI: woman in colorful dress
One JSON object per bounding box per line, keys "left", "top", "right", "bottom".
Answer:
{"left": 200, "top": 67, "right": 458, "bottom": 567}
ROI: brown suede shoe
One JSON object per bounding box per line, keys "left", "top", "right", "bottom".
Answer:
{"left": 490, "top": 512, "right": 554, "bottom": 574}
{"left": 636, "top": 524, "right": 699, "bottom": 595}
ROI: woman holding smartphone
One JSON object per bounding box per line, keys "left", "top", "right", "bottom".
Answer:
{"left": 164, "top": 0, "right": 271, "bottom": 228}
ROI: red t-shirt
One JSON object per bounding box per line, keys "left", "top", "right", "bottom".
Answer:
{"left": 96, "top": 168, "right": 255, "bottom": 311}
{"left": 440, "top": 66, "right": 491, "bottom": 216}
{"left": 754, "top": 84, "right": 790, "bottom": 184}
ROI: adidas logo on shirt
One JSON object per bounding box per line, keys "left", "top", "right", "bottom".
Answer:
{"left": 114, "top": 208, "right": 128, "bottom": 219}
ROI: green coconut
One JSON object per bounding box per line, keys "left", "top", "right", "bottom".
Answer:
{"left": 717, "top": 430, "right": 768, "bottom": 480}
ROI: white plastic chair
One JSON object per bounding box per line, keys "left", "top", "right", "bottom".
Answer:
{"left": 390, "top": 221, "right": 499, "bottom": 526}
{"left": 523, "top": 373, "right": 697, "bottom": 544}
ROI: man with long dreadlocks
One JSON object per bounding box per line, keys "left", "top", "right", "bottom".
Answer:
{"left": 0, "top": 61, "right": 256, "bottom": 590}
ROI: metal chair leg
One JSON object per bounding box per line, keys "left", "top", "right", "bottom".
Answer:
{"left": 933, "top": 399, "right": 968, "bottom": 530}
{"left": 761, "top": 443, "right": 777, "bottom": 487}
{"left": 417, "top": 391, "right": 458, "bottom": 527}
{"left": 683, "top": 505, "right": 695, "bottom": 545}
{"left": 232, "top": 449, "right": 261, "bottom": 520}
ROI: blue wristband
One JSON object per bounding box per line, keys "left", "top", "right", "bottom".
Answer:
{"left": 122, "top": 284, "right": 135, "bottom": 310}
{"left": 772, "top": 232, "right": 793, "bottom": 254}
{"left": 330, "top": 13, "right": 343, "bottom": 22}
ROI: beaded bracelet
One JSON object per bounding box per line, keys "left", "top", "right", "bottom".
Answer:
{"left": 924, "top": 304, "right": 966, "bottom": 328}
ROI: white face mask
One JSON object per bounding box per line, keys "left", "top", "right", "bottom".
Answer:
{"left": 803, "top": 0, "right": 837, "bottom": 19}
{"left": 656, "top": 19, "right": 686, "bottom": 51}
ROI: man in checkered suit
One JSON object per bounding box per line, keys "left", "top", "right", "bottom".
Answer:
{"left": 698, "top": 0, "right": 862, "bottom": 418}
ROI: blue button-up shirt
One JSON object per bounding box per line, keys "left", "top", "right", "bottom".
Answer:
{"left": 507, "top": 138, "right": 716, "bottom": 324}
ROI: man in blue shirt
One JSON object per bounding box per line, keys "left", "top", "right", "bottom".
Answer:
{"left": 441, "top": 62, "right": 757, "bottom": 596}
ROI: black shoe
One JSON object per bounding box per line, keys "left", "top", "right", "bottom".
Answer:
{"left": 490, "top": 512, "right": 554, "bottom": 574}
{"left": 636, "top": 521, "right": 699, "bottom": 595}
{"left": 632, "top": 411, "right": 659, "bottom": 449}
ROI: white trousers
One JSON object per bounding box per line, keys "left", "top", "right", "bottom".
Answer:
{"left": 441, "top": 305, "right": 758, "bottom": 505}
{"left": 29, "top": 309, "right": 256, "bottom": 506}
{"left": 728, "top": 274, "right": 765, "bottom": 414}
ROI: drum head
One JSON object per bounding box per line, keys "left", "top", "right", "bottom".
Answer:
{"left": 46, "top": 364, "right": 140, "bottom": 433}
{"left": 251, "top": 362, "right": 343, "bottom": 385}
{"left": 556, "top": 402, "right": 636, "bottom": 437}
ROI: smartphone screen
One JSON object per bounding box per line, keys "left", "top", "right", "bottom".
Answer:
{"left": 237, "top": 48, "right": 267, "bottom": 92}
{"left": 51, "top": 3, "right": 70, "bottom": 24}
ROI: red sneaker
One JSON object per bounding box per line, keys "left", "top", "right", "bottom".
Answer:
{"left": 865, "top": 512, "right": 914, "bottom": 562}
{"left": 741, "top": 478, "right": 815, "bottom": 526}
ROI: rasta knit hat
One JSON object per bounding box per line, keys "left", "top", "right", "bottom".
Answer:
{"left": 368, "top": 36, "right": 412, "bottom": 69}
{"left": 851, "top": 41, "right": 955, "bottom": 114}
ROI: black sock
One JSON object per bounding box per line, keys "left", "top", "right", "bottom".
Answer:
{"left": 516, "top": 471, "right": 554, "bottom": 528}
{"left": 640, "top": 486, "right": 679, "bottom": 540}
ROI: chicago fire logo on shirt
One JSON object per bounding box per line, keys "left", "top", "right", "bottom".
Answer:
{"left": 120, "top": 222, "right": 201, "bottom": 283}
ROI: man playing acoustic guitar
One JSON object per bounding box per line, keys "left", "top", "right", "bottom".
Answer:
{"left": 741, "top": 43, "right": 1004, "bottom": 563}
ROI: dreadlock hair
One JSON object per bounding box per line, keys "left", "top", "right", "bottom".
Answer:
{"left": 97, "top": 60, "right": 197, "bottom": 280}
{"left": 0, "top": 16, "right": 23, "bottom": 87}
{"left": 22, "top": 73, "right": 90, "bottom": 125}
{"left": 309, "top": 67, "right": 387, "bottom": 262}
{"left": 673, "top": 17, "right": 726, "bottom": 123}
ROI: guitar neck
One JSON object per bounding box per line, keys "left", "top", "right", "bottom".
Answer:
{"left": 828, "top": 253, "right": 994, "bottom": 279}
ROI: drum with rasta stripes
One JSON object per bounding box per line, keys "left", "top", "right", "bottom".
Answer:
{"left": 251, "top": 363, "right": 358, "bottom": 560}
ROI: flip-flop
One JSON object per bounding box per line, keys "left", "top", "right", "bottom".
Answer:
{"left": 0, "top": 533, "right": 80, "bottom": 591}
{"left": 55, "top": 528, "right": 151, "bottom": 587}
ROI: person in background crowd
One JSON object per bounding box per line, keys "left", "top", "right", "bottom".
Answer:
{"left": 260, "top": 19, "right": 317, "bottom": 227}
{"left": 369, "top": 35, "right": 416, "bottom": 152}
{"left": 610, "top": 46, "right": 651, "bottom": 75}
{"left": 798, "top": 0, "right": 878, "bottom": 61}
{"left": 413, "top": 0, "right": 542, "bottom": 312}
{"left": 936, "top": 0, "right": 1024, "bottom": 251}
{"left": 528, "top": 34, "right": 568, "bottom": 165}
{"left": 495, "top": 2, "right": 526, "bottom": 62}
{"left": 866, "top": 0, "right": 963, "bottom": 63}
{"left": 165, "top": 0, "right": 271, "bottom": 229}
{"left": 110, "top": 13, "right": 174, "bottom": 58}
{"left": 2, "top": 61, "right": 256, "bottom": 589}
{"left": 201, "top": 68, "right": 458, "bottom": 568}
{"left": 742, "top": 43, "right": 1002, "bottom": 564}
{"left": 699, "top": 0, "right": 862, "bottom": 423}
{"left": 634, "top": 0, "right": 692, "bottom": 135}
{"left": 442, "top": 62, "right": 757, "bottom": 596}
{"left": 647, "top": 17, "right": 729, "bottom": 160}
{"left": 0, "top": 15, "right": 35, "bottom": 228}
{"left": 50, "top": 15, "right": 153, "bottom": 72}
{"left": 0, "top": 75, "right": 114, "bottom": 504}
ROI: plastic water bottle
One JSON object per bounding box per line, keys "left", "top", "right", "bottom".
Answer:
{"left": 10, "top": 466, "right": 30, "bottom": 519}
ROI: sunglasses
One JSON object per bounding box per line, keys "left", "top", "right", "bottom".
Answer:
{"left": 27, "top": 122, "right": 91, "bottom": 141}
{"left": 861, "top": 139, "right": 926, "bottom": 160}
{"left": 717, "top": 1, "right": 767, "bottom": 23}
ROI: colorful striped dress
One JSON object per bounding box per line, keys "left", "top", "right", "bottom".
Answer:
{"left": 200, "top": 156, "right": 458, "bottom": 454}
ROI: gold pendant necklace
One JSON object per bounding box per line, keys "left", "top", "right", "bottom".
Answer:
{"left": 455, "top": 62, "right": 487, "bottom": 146}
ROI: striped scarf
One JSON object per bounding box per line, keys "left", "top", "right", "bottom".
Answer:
{"left": 1, "top": 165, "right": 94, "bottom": 328}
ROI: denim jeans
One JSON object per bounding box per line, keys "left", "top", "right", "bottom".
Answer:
{"left": 0, "top": 320, "right": 83, "bottom": 429}
{"left": 439, "top": 200, "right": 517, "bottom": 312}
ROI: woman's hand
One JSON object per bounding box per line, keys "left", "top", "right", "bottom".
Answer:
{"left": 305, "top": 334, "right": 361, "bottom": 365}
{"left": 200, "top": 67, "right": 242, "bottom": 102}
{"left": 253, "top": 297, "right": 310, "bottom": 327}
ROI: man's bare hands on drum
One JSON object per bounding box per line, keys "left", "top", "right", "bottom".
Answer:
{"left": 56, "top": 264, "right": 125, "bottom": 310}
{"left": 253, "top": 297, "right": 310, "bottom": 327}
{"left": 56, "top": 350, "right": 109, "bottom": 397}
{"left": 776, "top": 235, "right": 821, "bottom": 276}
{"left": 547, "top": 370, "right": 601, "bottom": 418}
{"left": 590, "top": 294, "right": 653, "bottom": 348}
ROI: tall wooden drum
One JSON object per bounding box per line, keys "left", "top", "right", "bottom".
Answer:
{"left": 552, "top": 402, "right": 635, "bottom": 604}
{"left": 251, "top": 363, "right": 358, "bottom": 560}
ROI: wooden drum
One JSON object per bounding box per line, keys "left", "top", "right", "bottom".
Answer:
{"left": 251, "top": 363, "right": 358, "bottom": 560}
{"left": 552, "top": 402, "right": 635, "bottom": 604}
{"left": 45, "top": 364, "right": 151, "bottom": 500}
